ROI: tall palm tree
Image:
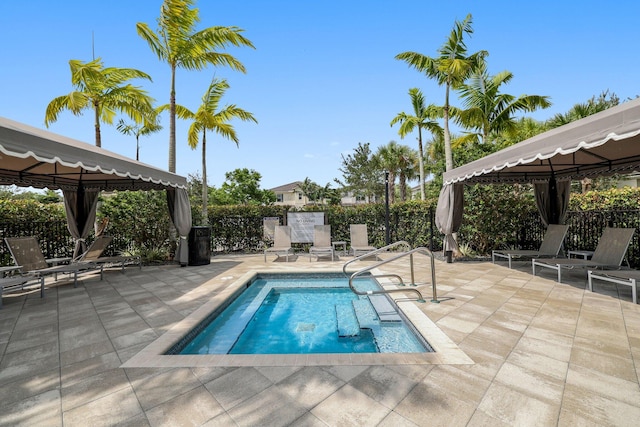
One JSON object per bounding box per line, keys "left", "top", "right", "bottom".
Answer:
{"left": 175, "top": 78, "right": 257, "bottom": 223}
{"left": 396, "top": 13, "right": 487, "bottom": 172}
{"left": 116, "top": 118, "right": 162, "bottom": 161}
{"left": 390, "top": 88, "right": 442, "bottom": 200}
{"left": 454, "top": 62, "right": 551, "bottom": 145}
{"left": 45, "top": 58, "right": 155, "bottom": 147}
{"left": 137, "top": 0, "right": 255, "bottom": 173}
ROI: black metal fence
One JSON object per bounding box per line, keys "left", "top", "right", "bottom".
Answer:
{"left": 2, "top": 209, "right": 639, "bottom": 268}
{"left": 511, "top": 210, "right": 640, "bottom": 268}
{"left": 0, "top": 220, "right": 127, "bottom": 266}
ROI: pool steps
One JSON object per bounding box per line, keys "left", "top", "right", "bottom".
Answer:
{"left": 336, "top": 294, "right": 401, "bottom": 338}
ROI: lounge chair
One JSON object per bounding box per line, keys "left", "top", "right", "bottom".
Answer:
{"left": 492, "top": 224, "right": 569, "bottom": 268}
{"left": 309, "top": 225, "right": 335, "bottom": 261}
{"left": 76, "top": 235, "right": 142, "bottom": 271}
{"left": 588, "top": 269, "right": 640, "bottom": 304}
{"left": 264, "top": 225, "right": 295, "bottom": 262}
{"left": 4, "top": 236, "right": 103, "bottom": 288}
{"left": 350, "top": 224, "right": 377, "bottom": 257}
{"left": 0, "top": 276, "right": 45, "bottom": 308}
{"left": 532, "top": 227, "right": 635, "bottom": 283}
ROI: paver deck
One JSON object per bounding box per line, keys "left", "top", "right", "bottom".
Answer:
{"left": 0, "top": 252, "right": 639, "bottom": 426}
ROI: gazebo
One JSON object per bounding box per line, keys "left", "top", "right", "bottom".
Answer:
{"left": 435, "top": 97, "right": 640, "bottom": 252}
{"left": 0, "top": 116, "right": 192, "bottom": 264}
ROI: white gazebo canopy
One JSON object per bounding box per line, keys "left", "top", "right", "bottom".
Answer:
{"left": 436, "top": 97, "right": 640, "bottom": 251}
{"left": 0, "top": 116, "right": 192, "bottom": 264}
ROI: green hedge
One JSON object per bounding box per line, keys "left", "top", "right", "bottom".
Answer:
{"left": 3, "top": 186, "right": 640, "bottom": 265}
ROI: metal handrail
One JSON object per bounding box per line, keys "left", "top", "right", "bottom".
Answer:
{"left": 342, "top": 240, "right": 411, "bottom": 275}
{"left": 346, "top": 245, "right": 439, "bottom": 303}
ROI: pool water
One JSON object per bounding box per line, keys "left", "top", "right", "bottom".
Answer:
{"left": 176, "top": 273, "right": 432, "bottom": 355}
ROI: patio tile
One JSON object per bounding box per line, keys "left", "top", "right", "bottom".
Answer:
{"left": 1, "top": 255, "right": 639, "bottom": 426}
{"left": 275, "top": 366, "right": 345, "bottom": 409}
{"left": 349, "top": 365, "right": 421, "bottom": 409}
{"left": 311, "top": 384, "right": 391, "bottom": 426}
{"left": 226, "top": 385, "right": 308, "bottom": 427}
{"left": 144, "top": 386, "right": 224, "bottom": 427}
{"left": 60, "top": 351, "right": 122, "bottom": 386}
{"left": 60, "top": 339, "right": 115, "bottom": 367}
{"left": 569, "top": 345, "right": 637, "bottom": 382}
{"left": 190, "top": 367, "right": 238, "bottom": 384}
{"left": 425, "top": 364, "right": 492, "bottom": 405}
{"left": 560, "top": 382, "right": 640, "bottom": 426}
{"left": 0, "top": 367, "right": 59, "bottom": 407}
{"left": 129, "top": 368, "right": 202, "bottom": 411}
{"left": 493, "top": 362, "right": 564, "bottom": 404}
{"left": 111, "top": 327, "right": 158, "bottom": 351}
{"left": 62, "top": 385, "right": 143, "bottom": 427}
{"left": 61, "top": 368, "right": 131, "bottom": 411}
{"left": 393, "top": 381, "right": 476, "bottom": 426}
{"left": 506, "top": 347, "right": 568, "bottom": 381}
{"left": 255, "top": 366, "right": 302, "bottom": 383}
{"left": 377, "top": 410, "right": 420, "bottom": 427}
{"left": 477, "top": 382, "right": 560, "bottom": 426}
{"left": 0, "top": 389, "right": 61, "bottom": 426}
{"left": 204, "top": 367, "right": 272, "bottom": 410}
{"left": 513, "top": 329, "right": 573, "bottom": 363}
{"left": 322, "top": 364, "right": 369, "bottom": 382}
{"left": 59, "top": 323, "right": 111, "bottom": 353}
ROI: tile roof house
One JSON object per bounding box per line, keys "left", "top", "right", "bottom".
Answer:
{"left": 270, "top": 181, "right": 373, "bottom": 207}
{"left": 270, "top": 181, "right": 308, "bottom": 207}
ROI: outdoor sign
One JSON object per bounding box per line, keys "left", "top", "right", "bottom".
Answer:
{"left": 262, "top": 217, "right": 280, "bottom": 240}
{"left": 287, "top": 212, "right": 325, "bottom": 243}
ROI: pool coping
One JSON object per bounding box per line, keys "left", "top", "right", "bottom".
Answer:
{"left": 121, "top": 268, "right": 473, "bottom": 368}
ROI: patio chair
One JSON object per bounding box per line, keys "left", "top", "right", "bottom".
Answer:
{"left": 264, "top": 225, "right": 295, "bottom": 262}
{"left": 75, "top": 235, "right": 142, "bottom": 272}
{"left": 532, "top": 227, "right": 635, "bottom": 283}
{"left": 350, "top": 224, "right": 377, "bottom": 257}
{"left": 0, "top": 276, "right": 45, "bottom": 308}
{"left": 588, "top": 269, "right": 640, "bottom": 304}
{"left": 309, "top": 225, "right": 335, "bottom": 261}
{"left": 492, "top": 224, "right": 569, "bottom": 269}
{"left": 4, "top": 236, "right": 103, "bottom": 288}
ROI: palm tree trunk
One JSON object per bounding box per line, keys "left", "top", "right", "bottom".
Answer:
{"left": 443, "top": 83, "right": 453, "bottom": 172}
{"left": 399, "top": 173, "right": 407, "bottom": 201}
{"left": 201, "top": 131, "right": 208, "bottom": 225}
{"left": 136, "top": 135, "right": 140, "bottom": 161}
{"left": 388, "top": 172, "right": 396, "bottom": 204}
{"left": 94, "top": 104, "right": 101, "bottom": 147}
{"left": 417, "top": 127, "right": 425, "bottom": 200}
{"left": 169, "top": 64, "right": 177, "bottom": 173}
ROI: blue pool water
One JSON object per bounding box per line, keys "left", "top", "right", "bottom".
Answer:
{"left": 175, "top": 273, "right": 432, "bottom": 355}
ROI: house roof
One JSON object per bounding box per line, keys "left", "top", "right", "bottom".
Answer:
{"left": 270, "top": 181, "right": 302, "bottom": 192}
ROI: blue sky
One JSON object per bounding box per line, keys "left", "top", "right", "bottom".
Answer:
{"left": 1, "top": 1, "right": 639, "bottom": 190}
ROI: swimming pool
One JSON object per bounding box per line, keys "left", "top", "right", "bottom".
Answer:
{"left": 170, "top": 273, "right": 433, "bottom": 355}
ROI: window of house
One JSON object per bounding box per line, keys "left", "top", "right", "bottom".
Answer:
{"left": 276, "top": 193, "right": 283, "bottom": 202}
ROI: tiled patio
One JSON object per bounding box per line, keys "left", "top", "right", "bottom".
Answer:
{"left": 0, "top": 252, "right": 639, "bottom": 426}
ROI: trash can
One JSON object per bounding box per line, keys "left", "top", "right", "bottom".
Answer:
{"left": 188, "top": 226, "right": 211, "bottom": 266}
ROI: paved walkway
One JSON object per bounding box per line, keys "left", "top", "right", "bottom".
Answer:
{"left": 0, "top": 253, "right": 638, "bottom": 426}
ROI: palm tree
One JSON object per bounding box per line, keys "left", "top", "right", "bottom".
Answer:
{"left": 175, "top": 78, "right": 257, "bottom": 223}
{"left": 136, "top": 0, "right": 255, "bottom": 173}
{"left": 390, "top": 88, "right": 442, "bottom": 200}
{"left": 116, "top": 118, "right": 162, "bottom": 161}
{"left": 546, "top": 91, "right": 619, "bottom": 128}
{"left": 454, "top": 62, "right": 551, "bottom": 145}
{"left": 375, "top": 141, "right": 418, "bottom": 203}
{"left": 45, "top": 58, "right": 155, "bottom": 147}
{"left": 396, "top": 13, "right": 487, "bottom": 172}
